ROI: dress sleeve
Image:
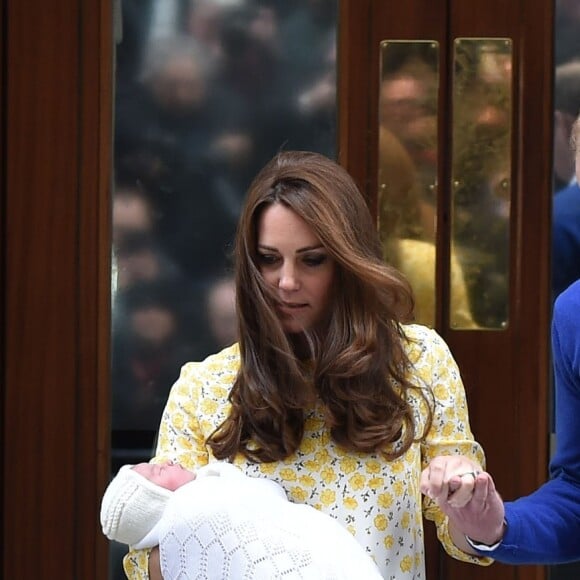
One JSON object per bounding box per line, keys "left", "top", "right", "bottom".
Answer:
{"left": 123, "top": 362, "right": 211, "bottom": 579}
{"left": 417, "top": 328, "right": 493, "bottom": 566}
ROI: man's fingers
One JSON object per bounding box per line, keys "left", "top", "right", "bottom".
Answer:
{"left": 469, "top": 473, "right": 489, "bottom": 506}
{"left": 447, "top": 471, "right": 482, "bottom": 508}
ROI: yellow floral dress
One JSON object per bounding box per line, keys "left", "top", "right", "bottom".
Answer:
{"left": 124, "top": 324, "right": 492, "bottom": 579}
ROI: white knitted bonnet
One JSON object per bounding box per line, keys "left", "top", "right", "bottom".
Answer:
{"left": 100, "top": 464, "right": 173, "bottom": 546}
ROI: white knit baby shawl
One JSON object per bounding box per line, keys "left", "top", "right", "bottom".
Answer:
{"left": 142, "top": 462, "right": 382, "bottom": 579}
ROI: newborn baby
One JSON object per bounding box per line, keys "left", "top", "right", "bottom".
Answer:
{"left": 100, "top": 461, "right": 382, "bottom": 579}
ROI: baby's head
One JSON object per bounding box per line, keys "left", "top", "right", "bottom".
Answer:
{"left": 132, "top": 461, "right": 196, "bottom": 490}
{"left": 100, "top": 461, "right": 195, "bottom": 546}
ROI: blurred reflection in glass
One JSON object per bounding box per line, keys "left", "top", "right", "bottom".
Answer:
{"left": 379, "top": 41, "right": 439, "bottom": 242}
{"left": 378, "top": 41, "right": 476, "bottom": 328}
{"left": 112, "top": 0, "right": 338, "bottom": 433}
{"left": 204, "top": 274, "right": 237, "bottom": 351}
{"left": 451, "top": 38, "right": 512, "bottom": 330}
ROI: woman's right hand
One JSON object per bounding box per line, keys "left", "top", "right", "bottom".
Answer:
{"left": 148, "top": 546, "right": 162, "bottom": 580}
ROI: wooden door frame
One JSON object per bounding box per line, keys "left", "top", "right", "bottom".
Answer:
{"left": 2, "top": 0, "right": 112, "bottom": 577}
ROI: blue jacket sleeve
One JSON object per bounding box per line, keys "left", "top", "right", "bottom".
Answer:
{"left": 483, "top": 280, "right": 580, "bottom": 564}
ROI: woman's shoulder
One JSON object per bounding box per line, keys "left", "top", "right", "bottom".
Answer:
{"left": 168, "top": 345, "right": 239, "bottom": 415}
{"left": 178, "top": 344, "right": 240, "bottom": 388}
{"left": 182, "top": 343, "right": 240, "bottom": 372}
{"left": 401, "top": 322, "right": 439, "bottom": 342}
{"left": 400, "top": 323, "right": 451, "bottom": 363}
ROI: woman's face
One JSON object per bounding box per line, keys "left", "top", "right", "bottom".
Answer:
{"left": 257, "top": 203, "right": 335, "bottom": 334}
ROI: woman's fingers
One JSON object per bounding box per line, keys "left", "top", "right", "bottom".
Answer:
{"left": 421, "top": 456, "right": 482, "bottom": 507}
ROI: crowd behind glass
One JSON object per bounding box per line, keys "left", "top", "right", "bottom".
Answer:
{"left": 111, "top": 0, "right": 338, "bottom": 454}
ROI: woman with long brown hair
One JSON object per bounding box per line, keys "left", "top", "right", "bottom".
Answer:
{"left": 123, "top": 151, "right": 492, "bottom": 578}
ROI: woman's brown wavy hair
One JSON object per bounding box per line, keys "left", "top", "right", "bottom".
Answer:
{"left": 208, "top": 151, "right": 433, "bottom": 462}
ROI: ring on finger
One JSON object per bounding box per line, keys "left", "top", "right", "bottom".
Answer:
{"left": 459, "top": 471, "right": 479, "bottom": 480}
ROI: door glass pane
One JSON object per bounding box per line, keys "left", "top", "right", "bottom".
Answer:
{"left": 378, "top": 40, "right": 440, "bottom": 327}
{"left": 451, "top": 38, "right": 512, "bottom": 330}
{"left": 109, "top": 0, "right": 338, "bottom": 577}
{"left": 550, "top": 0, "right": 580, "bottom": 577}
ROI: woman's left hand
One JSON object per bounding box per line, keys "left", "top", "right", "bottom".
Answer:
{"left": 421, "top": 455, "right": 481, "bottom": 508}
{"left": 421, "top": 455, "right": 506, "bottom": 547}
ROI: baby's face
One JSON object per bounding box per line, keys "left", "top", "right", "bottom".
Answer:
{"left": 133, "top": 461, "right": 196, "bottom": 491}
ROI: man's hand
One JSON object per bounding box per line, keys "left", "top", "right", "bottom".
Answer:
{"left": 421, "top": 455, "right": 506, "bottom": 546}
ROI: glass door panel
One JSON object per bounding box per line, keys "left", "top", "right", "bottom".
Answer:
{"left": 109, "top": 1, "right": 338, "bottom": 577}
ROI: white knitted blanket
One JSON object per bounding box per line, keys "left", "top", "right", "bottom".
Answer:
{"left": 144, "top": 463, "right": 382, "bottom": 579}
